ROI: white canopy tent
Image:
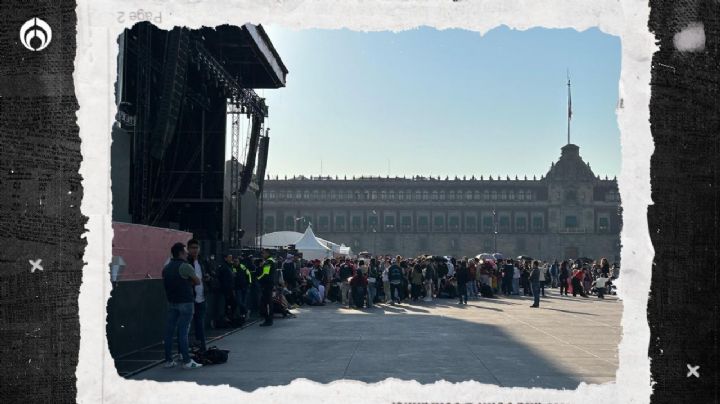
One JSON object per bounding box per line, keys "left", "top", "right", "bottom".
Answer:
{"left": 293, "top": 226, "right": 333, "bottom": 261}
{"left": 256, "top": 228, "right": 351, "bottom": 259}
{"left": 256, "top": 231, "right": 302, "bottom": 248}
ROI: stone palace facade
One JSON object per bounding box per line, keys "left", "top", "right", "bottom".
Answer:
{"left": 261, "top": 144, "right": 621, "bottom": 262}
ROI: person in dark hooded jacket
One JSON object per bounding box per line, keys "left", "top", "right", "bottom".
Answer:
{"left": 455, "top": 260, "right": 469, "bottom": 304}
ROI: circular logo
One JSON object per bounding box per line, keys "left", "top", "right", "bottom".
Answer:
{"left": 20, "top": 17, "right": 52, "bottom": 51}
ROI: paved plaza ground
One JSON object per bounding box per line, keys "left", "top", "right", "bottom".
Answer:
{"left": 134, "top": 292, "right": 622, "bottom": 391}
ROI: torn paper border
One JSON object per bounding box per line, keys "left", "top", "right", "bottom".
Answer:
{"left": 75, "top": 0, "right": 655, "bottom": 402}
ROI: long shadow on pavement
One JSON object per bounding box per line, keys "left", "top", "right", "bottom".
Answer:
{"left": 133, "top": 301, "right": 617, "bottom": 391}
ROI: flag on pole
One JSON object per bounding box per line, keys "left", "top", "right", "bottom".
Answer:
{"left": 567, "top": 76, "right": 572, "bottom": 120}
{"left": 567, "top": 71, "right": 572, "bottom": 145}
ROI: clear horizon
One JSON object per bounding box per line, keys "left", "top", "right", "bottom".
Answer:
{"left": 248, "top": 25, "right": 621, "bottom": 179}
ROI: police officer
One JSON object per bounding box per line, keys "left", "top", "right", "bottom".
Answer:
{"left": 232, "top": 255, "right": 254, "bottom": 320}
{"left": 257, "top": 249, "right": 277, "bottom": 327}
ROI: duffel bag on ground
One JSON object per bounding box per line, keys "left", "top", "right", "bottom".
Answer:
{"left": 192, "top": 346, "right": 229, "bottom": 365}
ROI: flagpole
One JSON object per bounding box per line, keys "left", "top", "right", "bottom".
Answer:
{"left": 567, "top": 71, "right": 571, "bottom": 145}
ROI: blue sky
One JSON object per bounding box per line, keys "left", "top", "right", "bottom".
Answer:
{"left": 258, "top": 25, "right": 621, "bottom": 178}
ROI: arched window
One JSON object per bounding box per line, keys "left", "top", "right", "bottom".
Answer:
{"left": 466, "top": 191, "right": 473, "bottom": 200}
{"left": 508, "top": 190, "right": 515, "bottom": 200}
{"left": 449, "top": 191, "right": 455, "bottom": 201}
{"left": 518, "top": 190, "right": 525, "bottom": 201}
{"left": 415, "top": 190, "right": 421, "bottom": 200}
{"left": 500, "top": 190, "right": 507, "bottom": 200}
{"left": 490, "top": 190, "right": 497, "bottom": 200}
{"left": 439, "top": 191, "right": 446, "bottom": 200}
{"left": 431, "top": 191, "right": 438, "bottom": 200}
{"left": 483, "top": 190, "right": 490, "bottom": 200}
{"left": 422, "top": 190, "right": 429, "bottom": 200}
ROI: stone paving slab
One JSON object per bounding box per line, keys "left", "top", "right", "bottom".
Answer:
{"left": 133, "top": 291, "right": 622, "bottom": 391}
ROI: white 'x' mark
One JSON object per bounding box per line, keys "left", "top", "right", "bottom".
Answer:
{"left": 687, "top": 364, "right": 700, "bottom": 378}
{"left": 29, "top": 259, "right": 43, "bottom": 273}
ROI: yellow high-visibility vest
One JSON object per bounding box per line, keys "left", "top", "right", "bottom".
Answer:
{"left": 257, "top": 258, "right": 275, "bottom": 280}
{"left": 240, "top": 263, "right": 253, "bottom": 284}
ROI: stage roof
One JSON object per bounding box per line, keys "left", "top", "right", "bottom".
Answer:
{"left": 198, "top": 24, "right": 288, "bottom": 89}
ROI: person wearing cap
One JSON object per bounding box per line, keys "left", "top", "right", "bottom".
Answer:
{"left": 282, "top": 254, "right": 298, "bottom": 290}
{"left": 258, "top": 249, "right": 278, "bottom": 326}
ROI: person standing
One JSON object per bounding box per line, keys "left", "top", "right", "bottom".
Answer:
{"left": 512, "top": 261, "right": 521, "bottom": 296}
{"left": 410, "top": 263, "right": 424, "bottom": 302}
{"left": 217, "top": 253, "right": 237, "bottom": 325}
{"left": 467, "top": 259, "right": 478, "bottom": 300}
{"left": 455, "top": 260, "right": 469, "bottom": 305}
{"left": 502, "top": 260, "right": 514, "bottom": 296}
{"left": 381, "top": 262, "right": 391, "bottom": 303}
{"left": 529, "top": 260, "right": 541, "bottom": 308}
{"left": 322, "top": 258, "right": 334, "bottom": 302}
{"left": 600, "top": 257, "right": 611, "bottom": 278}
{"left": 162, "top": 242, "right": 203, "bottom": 369}
{"left": 234, "top": 254, "right": 254, "bottom": 319}
{"left": 366, "top": 259, "right": 379, "bottom": 308}
{"left": 257, "top": 249, "right": 277, "bottom": 326}
{"left": 538, "top": 262, "right": 547, "bottom": 297}
{"left": 186, "top": 239, "right": 207, "bottom": 352}
{"left": 423, "top": 260, "right": 435, "bottom": 302}
{"left": 339, "top": 259, "right": 354, "bottom": 307}
{"left": 559, "top": 260, "right": 570, "bottom": 296}
{"left": 282, "top": 254, "right": 298, "bottom": 290}
{"left": 388, "top": 259, "right": 403, "bottom": 305}
{"left": 550, "top": 260, "right": 559, "bottom": 288}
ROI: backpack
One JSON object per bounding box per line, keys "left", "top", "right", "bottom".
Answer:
{"left": 193, "top": 346, "right": 229, "bottom": 365}
{"left": 479, "top": 283, "right": 494, "bottom": 297}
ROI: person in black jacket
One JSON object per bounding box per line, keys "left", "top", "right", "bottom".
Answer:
{"left": 455, "top": 260, "right": 469, "bottom": 305}
{"left": 282, "top": 254, "right": 298, "bottom": 290}
{"left": 502, "top": 260, "right": 514, "bottom": 296}
{"left": 558, "top": 260, "right": 570, "bottom": 296}
{"left": 258, "top": 249, "right": 277, "bottom": 327}
{"left": 387, "top": 260, "right": 403, "bottom": 305}
{"left": 233, "top": 255, "right": 255, "bottom": 319}
{"left": 529, "top": 260, "right": 542, "bottom": 308}
{"left": 217, "top": 253, "right": 236, "bottom": 325}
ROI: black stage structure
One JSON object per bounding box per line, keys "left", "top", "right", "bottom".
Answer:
{"left": 112, "top": 23, "right": 288, "bottom": 255}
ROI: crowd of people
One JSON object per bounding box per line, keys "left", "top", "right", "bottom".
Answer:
{"left": 160, "top": 238, "right": 619, "bottom": 369}
{"left": 273, "top": 254, "right": 619, "bottom": 311}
